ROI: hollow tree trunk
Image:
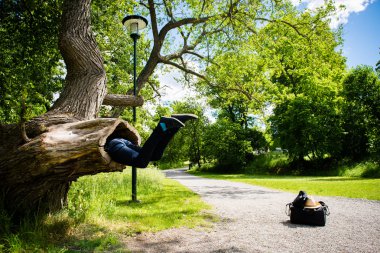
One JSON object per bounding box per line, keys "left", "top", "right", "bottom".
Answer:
{"left": 0, "top": 0, "right": 139, "bottom": 218}
{"left": 0, "top": 117, "right": 140, "bottom": 217}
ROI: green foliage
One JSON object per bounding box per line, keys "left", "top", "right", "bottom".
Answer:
{"left": 202, "top": 119, "right": 253, "bottom": 171}
{"left": 245, "top": 152, "right": 290, "bottom": 175}
{"left": 0, "top": 0, "right": 64, "bottom": 123}
{"left": 341, "top": 66, "right": 380, "bottom": 157}
{"left": 263, "top": 6, "right": 346, "bottom": 164}
{"left": 376, "top": 48, "right": 380, "bottom": 75}
{"left": 68, "top": 189, "right": 90, "bottom": 223}
{"left": 270, "top": 92, "right": 344, "bottom": 161}
{"left": 194, "top": 1, "right": 348, "bottom": 172}
{"left": 339, "top": 160, "right": 380, "bottom": 178}
{"left": 91, "top": 0, "right": 155, "bottom": 98}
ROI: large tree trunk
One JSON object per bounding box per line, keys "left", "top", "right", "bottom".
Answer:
{"left": 49, "top": 0, "right": 107, "bottom": 119}
{"left": 0, "top": 0, "right": 140, "bottom": 218}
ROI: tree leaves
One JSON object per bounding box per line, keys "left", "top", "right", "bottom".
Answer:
{"left": 0, "top": 0, "right": 64, "bottom": 123}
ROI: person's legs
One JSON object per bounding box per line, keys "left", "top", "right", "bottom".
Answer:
{"left": 150, "top": 114, "right": 198, "bottom": 161}
{"left": 106, "top": 116, "right": 193, "bottom": 167}
{"left": 149, "top": 128, "right": 178, "bottom": 161}
{"left": 133, "top": 117, "right": 184, "bottom": 167}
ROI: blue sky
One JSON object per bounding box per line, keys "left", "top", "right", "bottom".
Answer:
{"left": 291, "top": 0, "right": 380, "bottom": 68}
{"left": 342, "top": 0, "right": 380, "bottom": 68}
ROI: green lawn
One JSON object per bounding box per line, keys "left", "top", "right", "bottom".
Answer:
{"left": 190, "top": 172, "right": 380, "bottom": 200}
{"left": 1, "top": 169, "right": 214, "bottom": 252}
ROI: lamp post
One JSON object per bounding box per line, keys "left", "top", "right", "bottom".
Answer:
{"left": 122, "top": 15, "right": 148, "bottom": 202}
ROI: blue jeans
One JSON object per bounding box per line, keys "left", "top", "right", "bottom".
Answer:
{"left": 106, "top": 138, "right": 142, "bottom": 165}
{"left": 105, "top": 126, "right": 177, "bottom": 168}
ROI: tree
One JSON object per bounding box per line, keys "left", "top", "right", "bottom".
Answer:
{"left": 203, "top": 118, "right": 253, "bottom": 171}
{"left": 270, "top": 92, "right": 343, "bottom": 161}
{"left": 265, "top": 7, "right": 346, "bottom": 163}
{"left": 341, "top": 66, "right": 380, "bottom": 158}
{"left": 0, "top": 0, "right": 341, "bottom": 218}
{"left": 0, "top": 0, "right": 64, "bottom": 124}
{"left": 198, "top": 51, "right": 273, "bottom": 127}
{"left": 0, "top": 0, "right": 136, "bottom": 218}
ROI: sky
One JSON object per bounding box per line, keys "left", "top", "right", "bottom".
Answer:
{"left": 157, "top": 0, "right": 380, "bottom": 103}
{"left": 293, "top": 0, "right": 380, "bottom": 68}
{"left": 340, "top": 0, "right": 380, "bottom": 67}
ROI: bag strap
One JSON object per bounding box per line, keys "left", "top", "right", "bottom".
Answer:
{"left": 285, "top": 203, "right": 292, "bottom": 216}
{"left": 319, "top": 201, "right": 330, "bottom": 216}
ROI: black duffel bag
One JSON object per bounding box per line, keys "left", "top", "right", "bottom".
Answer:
{"left": 286, "top": 191, "right": 330, "bottom": 226}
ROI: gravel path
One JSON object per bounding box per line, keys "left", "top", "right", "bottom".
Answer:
{"left": 125, "top": 169, "right": 380, "bottom": 253}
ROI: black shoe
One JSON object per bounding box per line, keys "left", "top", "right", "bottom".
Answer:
{"left": 159, "top": 116, "right": 185, "bottom": 131}
{"left": 171, "top": 114, "right": 198, "bottom": 124}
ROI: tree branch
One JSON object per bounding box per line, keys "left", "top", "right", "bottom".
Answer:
{"left": 160, "top": 58, "right": 207, "bottom": 80}
{"left": 255, "top": 17, "right": 309, "bottom": 39}
{"left": 148, "top": 0, "right": 159, "bottom": 44}
{"left": 103, "top": 94, "right": 144, "bottom": 107}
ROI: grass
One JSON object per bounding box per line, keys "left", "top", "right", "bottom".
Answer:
{"left": 0, "top": 168, "right": 213, "bottom": 252}
{"left": 189, "top": 171, "right": 380, "bottom": 200}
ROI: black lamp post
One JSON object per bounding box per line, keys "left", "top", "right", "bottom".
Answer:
{"left": 122, "top": 14, "right": 148, "bottom": 202}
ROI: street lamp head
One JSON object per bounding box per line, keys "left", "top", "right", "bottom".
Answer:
{"left": 122, "top": 15, "right": 148, "bottom": 38}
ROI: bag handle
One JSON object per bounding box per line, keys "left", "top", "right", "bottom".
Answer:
{"left": 285, "top": 203, "right": 292, "bottom": 216}
{"left": 319, "top": 201, "right": 330, "bottom": 216}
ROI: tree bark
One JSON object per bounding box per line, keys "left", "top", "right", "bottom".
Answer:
{"left": 0, "top": 117, "right": 140, "bottom": 217}
{"left": 49, "top": 0, "right": 107, "bottom": 120}
{"left": 103, "top": 94, "right": 144, "bottom": 107}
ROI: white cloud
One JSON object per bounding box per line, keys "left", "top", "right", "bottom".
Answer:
{"left": 291, "top": 0, "right": 374, "bottom": 28}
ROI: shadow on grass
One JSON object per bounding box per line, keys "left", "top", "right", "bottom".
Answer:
{"left": 62, "top": 223, "right": 125, "bottom": 253}
{"left": 0, "top": 217, "right": 128, "bottom": 252}
{"left": 309, "top": 177, "right": 368, "bottom": 182}
{"left": 115, "top": 188, "right": 194, "bottom": 207}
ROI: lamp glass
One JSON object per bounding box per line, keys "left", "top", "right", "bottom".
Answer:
{"left": 122, "top": 16, "right": 148, "bottom": 36}
{"left": 130, "top": 22, "right": 139, "bottom": 35}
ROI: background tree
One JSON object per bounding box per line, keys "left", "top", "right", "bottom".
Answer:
{"left": 265, "top": 8, "right": 346, "bottom": 163}
{"left": 0, "top": 0, "right": 63, "bottom": 124}
{"left": 202, "top": 118, "right": 254, "bottom": 171}
{"left": 270, "top": 92, "right": 343, "bottom": 162}
{"left": 195, "top": 1, "right": 346, "bottom": 167}
{"left": 341, "top": 66, "right": 380, "bottom": 159}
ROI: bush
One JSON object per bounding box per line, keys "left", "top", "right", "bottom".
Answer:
{"left": 340, "top": 160, "right": 380, "bottom": 178}
{"left": 202, "top": 119, "right": 253, "bottom": 172}
{"left": 245, "top": 152, "right": 290, "bottom": 175}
